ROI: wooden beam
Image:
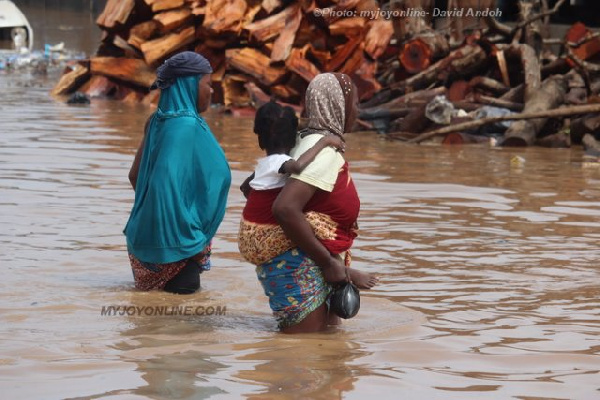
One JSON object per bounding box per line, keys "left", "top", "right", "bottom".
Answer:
{"left": 140, "top": 26, "right": 196, "bottom": 66}
{"left": 390, "top": 44, "right": 488, "bottom": 95}
{"left": 96, "top": 0, "right": 135, "bottom": 29}
{"left": 329, "top": 17, "right": 367, "bottom": 37}
{"left": 399, "top": 31, "right": 449, "bottom": 74}
{"left": 203, "top": 0, "right": 248, "bottom": 34}
{"left": 128, "top": 20, "right": 160, "bottom": 50}
{"left": 364, "top": 18, "right": 394, "bottom": 60}
{"left": 502, "top": 75, "right": 567, "bottom": 147}
{"left": 145, "top": 0, "right": 185, "bottom": 13}
{"left": 154, "top": 8, "right": 193, "bottom": 33}
{"left": 286, "top": 47, "right": 321, "bottom": 82}
{"left": 270, "top": 5, "right": 302, "bottom": 62}
{"left": 90, "top": 57, "right": 156, "bottom": 88}
{"left": 226, "top": 48, "right": 287, "bottom": 86}
{"left": 51, "top": 63, "right": 90, "bottom": 96}
{"left": 244, "top": 3, "right": 299, "bottom": 42}
{"left": 262, "top": 0, "right": 282, "bottom": 14}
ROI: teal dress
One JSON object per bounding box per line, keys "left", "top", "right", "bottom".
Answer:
{"left": 124, "top": 75, "right": 231, "bottom": 264}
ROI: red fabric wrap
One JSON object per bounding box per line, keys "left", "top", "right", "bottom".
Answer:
{"left": 241, "top": 162, "right": 359, "bottom": 255}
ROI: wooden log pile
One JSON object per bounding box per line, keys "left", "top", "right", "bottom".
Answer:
{"left": 51, "top": 0, "right": 600, "bottom": 148}
{"left": 362, "top": 0, "right": 600, "bottom": 147}
{"left": 52, "top": 0, "right": 393, "bottom": 108}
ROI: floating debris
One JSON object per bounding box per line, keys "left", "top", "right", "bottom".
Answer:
{"left": 510, "top": 155, "right": 526, "bottom": 167}
{"left": 66, "top": 91, "right": 90, "bottom": 105}
{"left": 0, "top": 44, "right": 86, "bottom": 74}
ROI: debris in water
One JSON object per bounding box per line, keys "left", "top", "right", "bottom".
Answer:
{"left": 66, "top": 92, "right": 90, "bottom": 105}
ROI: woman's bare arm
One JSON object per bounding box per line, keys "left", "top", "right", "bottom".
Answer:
{"left": 272, "top": 178, "right": 346, "bottom": 283}
{"left": 128, "top": 117, "right": 151, "bottom": 191}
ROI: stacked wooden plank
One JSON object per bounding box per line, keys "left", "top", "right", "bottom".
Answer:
{"left": 359, "top": 0, "right": 600, "bottom": 148}
{"left": 51, "top": 0, "right": 600, "bottom": 148}
{"left": 52, "top": 0, "right": 393, "bottom": 107}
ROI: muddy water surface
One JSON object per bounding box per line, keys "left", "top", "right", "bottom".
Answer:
{"left": 1, "top": 72, "right": 599, "bottom": 399}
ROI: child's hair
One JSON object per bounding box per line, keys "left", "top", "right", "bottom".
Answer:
{"left": 254, "top": 100, "right": 298, "bottom": 152}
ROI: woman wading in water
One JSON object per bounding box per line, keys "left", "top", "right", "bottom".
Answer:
{"left": 125, "top": 51, "right": 231, "bottom": 294}
{"left": 239, "top": 73, "right": 378, "bottom": 333}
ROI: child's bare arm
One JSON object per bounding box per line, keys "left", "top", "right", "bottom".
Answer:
{"left": 280, "top": 135, "right": 345, "bottom": 175}
{"left": 240, "top": 172, "right": 255, "bottom": 199}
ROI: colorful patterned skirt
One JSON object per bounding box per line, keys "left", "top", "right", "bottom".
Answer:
{"left": 256, "top": 247, "right": 332, "bottom": 328}
{"left": 129, "top": 243, "right": 212, "bottom": 291}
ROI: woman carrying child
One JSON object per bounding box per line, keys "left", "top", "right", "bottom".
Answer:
{"left": 239, "top": 73, "right": 378, "bottom": 333}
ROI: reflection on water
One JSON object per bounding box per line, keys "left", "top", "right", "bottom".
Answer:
{"left": 1, "top": 71, "right": 600, "bottom": 399}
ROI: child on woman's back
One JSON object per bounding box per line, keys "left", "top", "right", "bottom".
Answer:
{"left": 238, "top": 99, "right": 376, "bottom": 304}
{"left": 240, "top": 100, "right": 344, "bottom": 197}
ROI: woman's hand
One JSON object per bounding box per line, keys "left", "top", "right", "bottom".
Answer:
{"left": 320, "top": 255, "right": 347, "bottom": 283}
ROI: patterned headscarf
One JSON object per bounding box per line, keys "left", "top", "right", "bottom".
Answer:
{"left": 151, "top": 51, "right": 213, "bottom": 90}
{"left": 305, "top": 73, "right": 357, "bottom": 137}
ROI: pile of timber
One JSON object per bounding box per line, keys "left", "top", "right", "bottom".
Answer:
{"left": 52, "top": 0, "right": 393, "bottom": 110}
{"left": 51, "top": 0, "right": 600, "bottom": 147}
{"left": 358, "top": 0, "right": 600, "bottom": 147}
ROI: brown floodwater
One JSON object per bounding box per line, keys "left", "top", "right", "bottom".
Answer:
{"left": 1, "top": 69, "right": 599, "bottom": 399}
